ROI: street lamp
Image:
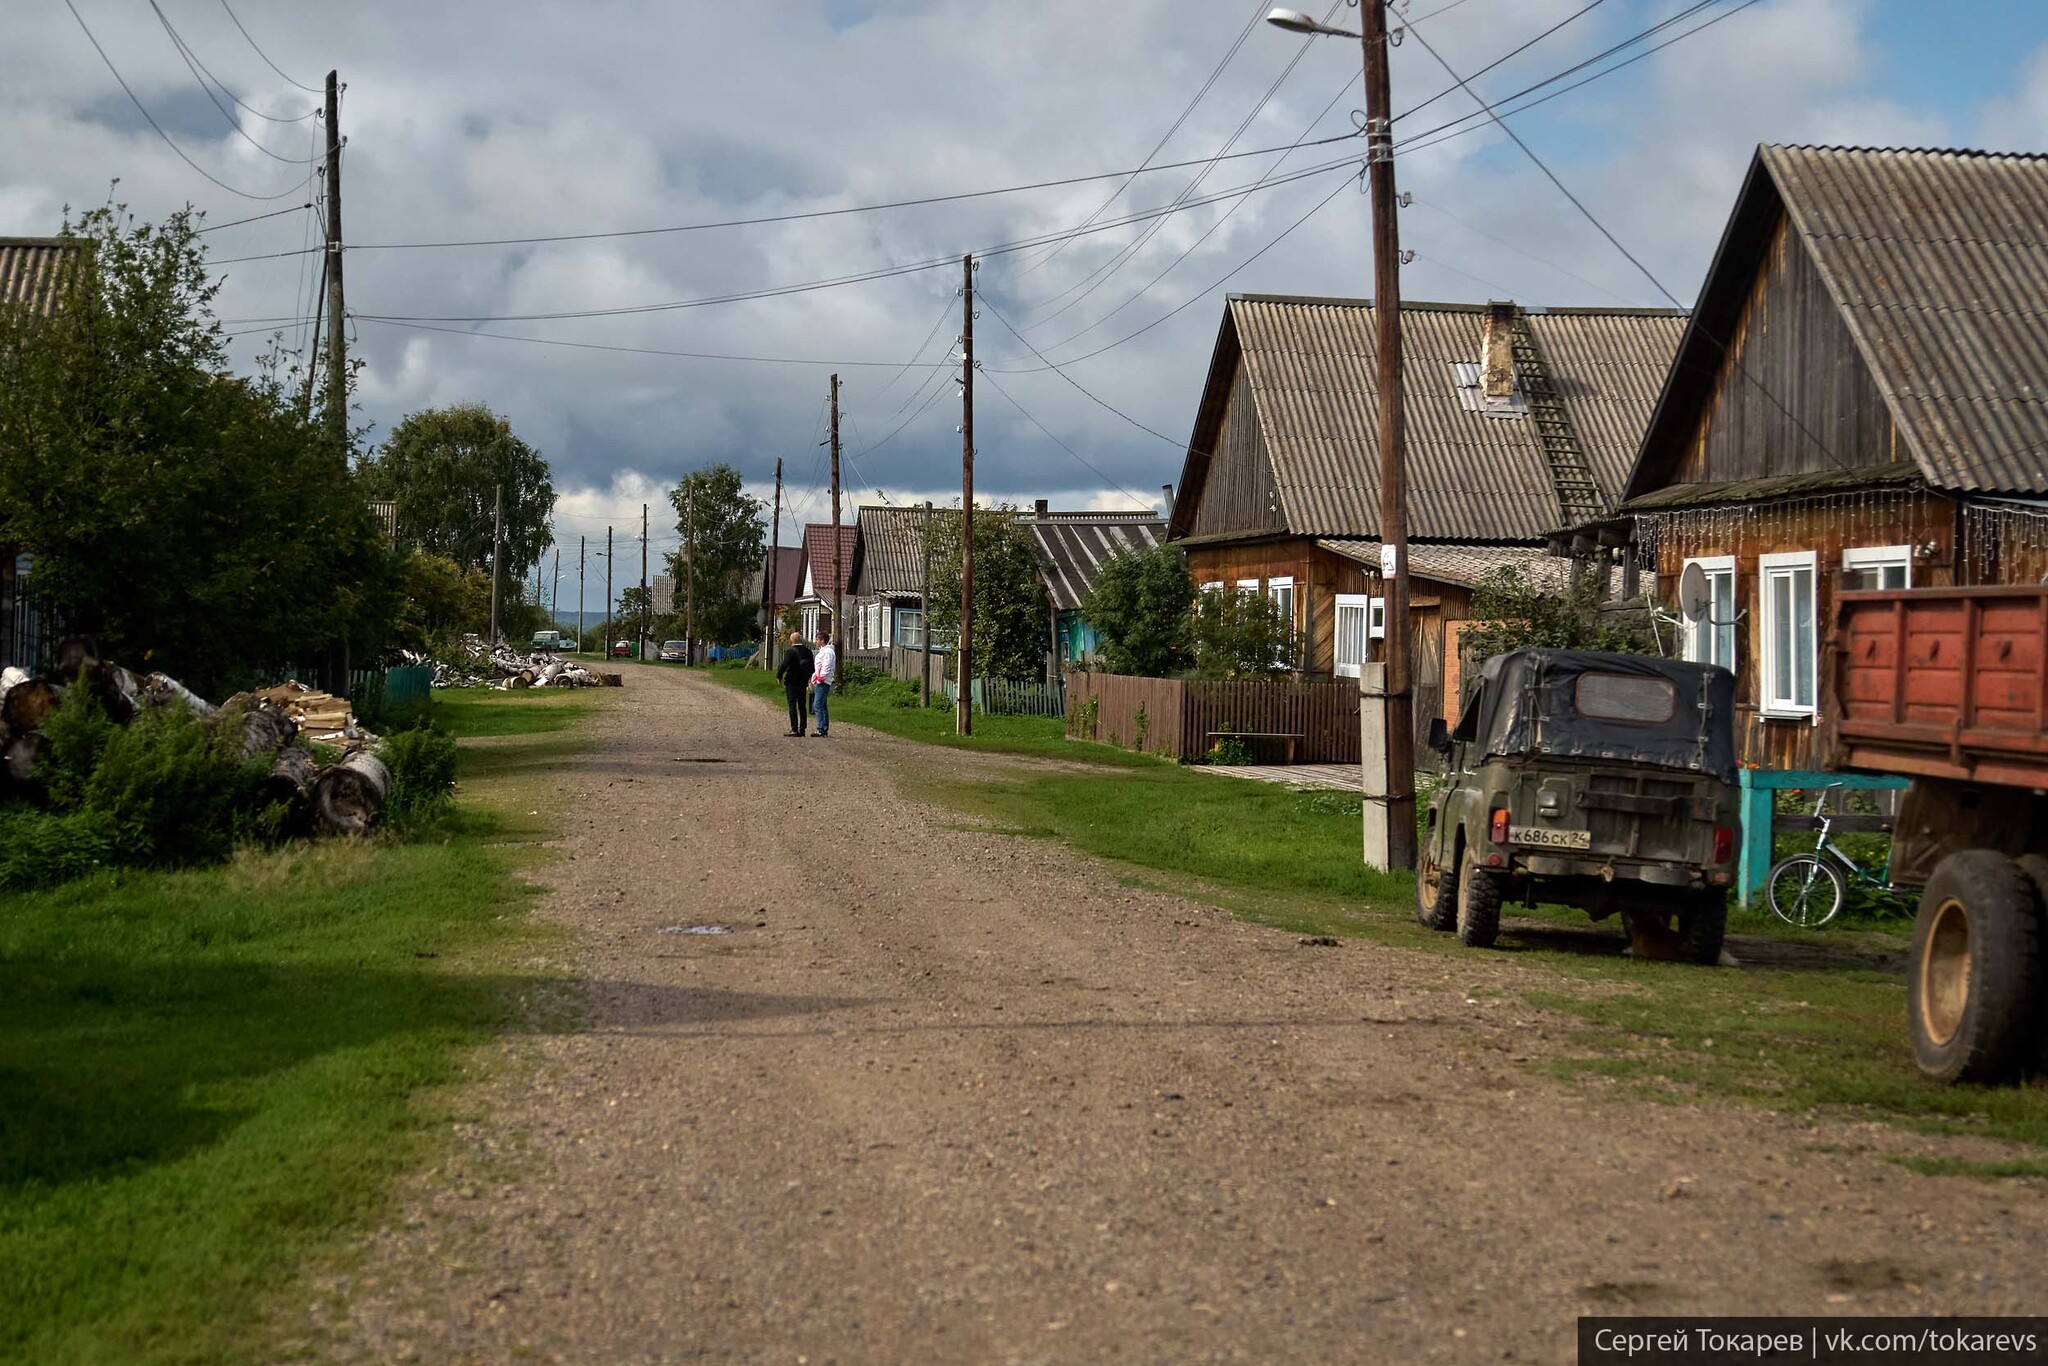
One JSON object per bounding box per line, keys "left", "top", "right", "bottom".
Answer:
{"left": 1270, "top": 0, "right": 1415, "bottom": 872}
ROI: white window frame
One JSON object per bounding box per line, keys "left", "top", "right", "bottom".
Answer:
{"left": 1758, "top": 550, "right": 1819, "bottom": 720}
{"left": 1843, "top": 544, "right": 1912, "bottom": 591}
{"left": 1333, "top": 593, "right": 1370, "bottom": 679}
{"left": 1681, "top": 554, "right": 1737, "bottom": 674}
{"left": 897, "top": 607, "right": 925, "bottom": 649}
{"left": 1200, "top": 580, "right": 1224, "bottom": 596}
{"left": 1267, "top": 575, "right": 1295, "bottom": 619}
{"left": 1236, "top": 577, "right": 1260, "bottom": 597}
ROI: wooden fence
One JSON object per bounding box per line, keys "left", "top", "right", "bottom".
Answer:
{"left": 1063, "top": 672, "right": 1361, "bottom": 763}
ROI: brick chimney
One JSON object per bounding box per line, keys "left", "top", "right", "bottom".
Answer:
{"left": 1034, "top": 498, "right": 1049, "bottom": 518}
{"left": 1480, "top": 300, "right": 1517, "bottom": 400}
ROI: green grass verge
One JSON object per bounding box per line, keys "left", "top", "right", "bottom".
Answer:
{"left": 0, "top": 688, "right": 604, "bottom": 1365}
{"left": 701, "top": 662, "right": 1161, "bottom": 767}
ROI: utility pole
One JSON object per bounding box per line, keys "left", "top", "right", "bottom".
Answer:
{"left": 321, "top": 69, "right": 346, "bottom": 444}
{"left": 578, "top": 535, "right": 587, "bottom": 653}
{"left": 760, "top": 458, "right": 781, "bottom": 668}
{"left": 550, "top": 545, "right": 560, "bottom": 632}
{"left": 920, "top": 499, "right": 933, "bottom": 708}
{"left": 604, "top": 525, "right": 613, "bottom": 659}
{"left": 684, "top": 484, "right": 697, "bottom": 666}
{"left": 1360, "top": 0, "right": 1414, "bottom": 871}
{"left": 828, "top": 374, "right": 843, "bottom": 661}
{"left": 488, "top": 482, "right": 503, "bottom": 643}
{"left": 640, "top": 502, "right": 649, "bottom": 663}
{"left": 957, "top": 254, "right": 975, "bottom": 737}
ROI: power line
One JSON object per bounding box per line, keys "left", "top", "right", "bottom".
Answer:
{"left": 978, "top": 295, "right": 1185, "bottom": 449}
{"left": 356, "top": 317, "right": 960, "bottom": 369}
{"left": 194, "top": 203, "right": 313, "bottom": 233}
{"left": 978, "top": 369, "right": 1155, "bottom": 511}
{"left": 219, "top": 0, "right": 320, "bottom": 93}
{"left": 871, "top": 296, "right": 959, "bottom": 403}
{"left": 1013, "top": 0, "right": 1267, "bottom": 280}
{"left": 64, "top": 0, "right": 316, "bottom": 203}
{"left": 148, "top": 0, "right": 316, "bottom": 132}
{"left": 342, "top": 131, "right": 1359, "bottom": 253}
{"left": 1408, "top": 195, "right": 1639, "bottom": 305}
{"left": 1393, "top": 0, "right": 1609, "bottom": 129}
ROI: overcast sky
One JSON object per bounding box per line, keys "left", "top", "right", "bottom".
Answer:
{"left": 7, "top": 0, "right": 2047, "bottom": 602}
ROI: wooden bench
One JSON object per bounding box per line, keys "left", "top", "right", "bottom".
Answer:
{"left": 1206, "top": 730, "right": 1304, "bottom": 764}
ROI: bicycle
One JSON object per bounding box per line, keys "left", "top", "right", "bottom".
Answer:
{"left": 1764, "top": 784, "right": 1908, "bottom": 927}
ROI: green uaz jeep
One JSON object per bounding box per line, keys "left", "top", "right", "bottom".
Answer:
{"left": 1417, "top": 648, "right": 1739, "bottom": 964}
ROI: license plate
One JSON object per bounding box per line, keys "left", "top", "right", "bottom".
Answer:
{"left": 1509, "top": 825, "right": 1592, "bottom": 851}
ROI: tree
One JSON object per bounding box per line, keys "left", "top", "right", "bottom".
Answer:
{"left": 364, "top": 403, "right": 556, "bottom": 578}
{"left": 664, "top": 464, "right": 764, "bottom": 646}
{"left": 1189, "top": 589, "right": 1296, "bottom": 679}
{"left": 0, "top": 205, "right": 398, "bottom": 697}
{"left": 1460, "top": 563, "right": 1660, "bottom": 667}
{"left": 921, "top": 505, "right": 1051, "bottom": 681}
{"left": 1081, "top": 542, "right": 1193, "bottom": 677}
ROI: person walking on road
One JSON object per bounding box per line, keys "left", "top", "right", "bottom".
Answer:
{"left": 810, "top": 630, "right": 837, "bottom": 738}
{"left": 776, "top": 630, "right": 814, "bottom": 737}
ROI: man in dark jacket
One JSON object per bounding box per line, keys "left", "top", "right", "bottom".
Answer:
{"left": 775, "top": 630, "right": 815, "bottom": 736}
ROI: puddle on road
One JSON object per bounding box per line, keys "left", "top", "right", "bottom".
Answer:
{"left": 657, "top": 924, "right": 732, "bottom": 935}
{"left": 670, "top": 756, "right": 730, "bottom": 763}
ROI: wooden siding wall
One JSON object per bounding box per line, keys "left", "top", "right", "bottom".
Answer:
{"left": 1188, "top": 367, "right": 1286, "bottom": 539}
{"left": 1678, "top": 215, "right": 1902, "bottom": 485}
{"left": 1064, "top": 671, "right": 1362, "bottom": 763}
{"left": 1647, "top": 489, "right": 1959, "bottom": 771}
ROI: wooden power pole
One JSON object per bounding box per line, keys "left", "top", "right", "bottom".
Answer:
{"left": 578, "top": 535, "right": 586, "bottom": 653}
{"left": 550, "top": 545, "right": 560, "bottom": 633}
{"left": 829, "top": 373, "right": 843, "bottom": 659}
{"left": 760, "top": 459, "right": 781, "bottom": 668}
{"left": 920, "top": 499, "right": 933, "bottom": 709}
{"left": 684, "top": 484, "right": 697, "bottom": 666}
{"left": 957, "top": 254, "right": 975, "bottom": 737}
{"left": 640, "top": 502, "right": 649, "bottom": 662}
{"left": 322, "top": 70, "right": 346, "bottom": 443}
{"left": 488, "top": 482, "right": 503, "bottom": 643}
{"left": 1360, "top": 0, "right": 1415, "bottom": 871}
{"left": 604, "top": 525, "right": 613, "bottom": 658}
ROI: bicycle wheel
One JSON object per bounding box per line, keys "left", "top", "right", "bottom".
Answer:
{"left": 1767, "top": 853, "right": 1845, "bottom": 928}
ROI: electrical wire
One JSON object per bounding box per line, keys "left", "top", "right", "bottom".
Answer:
{"left": 1394, "top": 0, "right": 1609, "bottom": 129}
{"left": 219, "top": 0, "right": 320, "bottom": 93}
{"left": 355, "top": 317, "right": 961, "bottom": 369}
{"left": 147, "top": 0, "right": 319, "bottom": 163}
{"left": 978, "top": 369, "right": 1155, "bottom": 511}
{"left": 194, "top": 202, "right": 312, "bottom": 233}
{"left": 148, "top": 0, "right": 315, "bottom": 125}
{"left": 1013, "top": 0, "right": 1268, "bottom": 280}
{"left": 977, "top": 295, "right": 1186, "bottom": 449}
{"left": 1408, "top": 195, "right": 1639, "bottom": 305}
{"left": 64, "top": 0, "right": 316, "bottom": 202}
{"left": 870, "top": 296, "right": 959, "bottom": 404}
{"left": 343, "top": 131, "right": 1360, "bottom": 253}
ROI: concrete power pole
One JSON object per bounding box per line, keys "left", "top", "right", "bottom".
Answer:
{"left": 488, "top": 482, "right": 503, "bottom": 643}
{"left": 550, "top": 545, "right": 560, "bottom": 632}
{"left": 828, "top": 374, "right": 843, "bottom": 661}
{"left": 957, "top": 254, "right": 975, "bottom": 737}
{"left": 322, "top": 70, "right": 346, "bottom": 444}
{"left": 760, "top": 458, "right": 781, "bottom": 668}
{"left": 1359, "top": 0, "right": 1415, "bottom": 872}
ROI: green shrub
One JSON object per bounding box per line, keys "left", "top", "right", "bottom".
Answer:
{"left": 381, "top": 728, "right": 458, "bottom": 827}
{"left": 0, "top": 808, "right": 119, "bottom": 889}
{"left": 1205, "top": 737, "right": 1252, "bottom": 766}
{"left": 37, "top": 681, "right": 120, "bottom": 811}
{"left": 841, "top": 661, "right": 886, "bottom": 690}
{"left": 85, "top": 705, "right": 266, "bottom": 867}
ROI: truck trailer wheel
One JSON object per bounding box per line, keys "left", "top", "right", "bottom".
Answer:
{"left": 1677, "top": 888, "right": 1728, "bottom": 966}
{"left": 1415, "top": 839, "right": 1459, "bottom": 932}
{"left": 1456, "top": 848, "right": 1503, "bottom": 949}
{"left": 1909, "top": 851, "right": 2044, "bottom": 1085}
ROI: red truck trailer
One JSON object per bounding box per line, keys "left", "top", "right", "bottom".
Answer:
{"left": 1827, "top": 585, "right": 2048, "bottom": 1083}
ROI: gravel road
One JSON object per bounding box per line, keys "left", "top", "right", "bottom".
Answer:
{"left": 324, "top": 665, "right": 2048, "bottom": 1365}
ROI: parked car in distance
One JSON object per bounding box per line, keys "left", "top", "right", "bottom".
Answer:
{"left": 659, "top": 640, "right": 689, "bottom": 662}
{"left": 1416, "top": 648, "right": 1739, "bottom": 964}
{"left": 531, "top": 630, "right": 569, "bottom": 653}
{"left": 611, "top": 641, "right": 632, "bottom": 658}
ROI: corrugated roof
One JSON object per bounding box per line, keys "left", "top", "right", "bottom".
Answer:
{"left": 1028, "top": 513, "right": 1165, "bottom": 611}
{"left": 850, "top": 505, "right": 927, "bottom": 596}
{"left": 764, "top": 545, "right": 804, "bottom": 607}
{"left": 0, "top": 237, "right": 76, "bottom": 314}
{"left": 798, "top": 524, "right": 857, "bottom": 599}
{"left": 1763, "top": 146, "right": 2048, "bottom": 494}
{"left": 1316, "top": 539, "right": 1581, "bottom": 591}
{"left": 1190, "top": 296, "right": 1684, "bottom": 543}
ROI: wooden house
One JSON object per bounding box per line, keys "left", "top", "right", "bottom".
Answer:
{"left": 1610, "top": 145, "right": 2048, "bottom": 772}
{"left": 1168, "top": 293, "right": 1683, "bottom": 720}
{"left": 792, "top": 523, "right": 856, "bottom": 646}
{"left": 845, "top": 505, "right": 928, "bottom": 658}
{"left": 1, "top": 237, "right": 76, "bottom": 671}
{"left": 1025, "top": 503, "right": 1165, "bottom": 667}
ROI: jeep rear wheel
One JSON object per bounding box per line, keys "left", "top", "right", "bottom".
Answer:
{"left": 1455, "top": 847, "right": 1503, "bottom": 949}
{"left": 1676, "top": 888, "right": 1727, "bottom": 966}
{"left": 1908, "top": 851, "right": 2043, "bottom": 1085}
{"left": 1415, "top": 838, "right": 1458, "bottom": 932}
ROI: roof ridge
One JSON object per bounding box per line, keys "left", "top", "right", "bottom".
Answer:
{"left": 1767, "top": 143, "right": 2048, "bottom": 162}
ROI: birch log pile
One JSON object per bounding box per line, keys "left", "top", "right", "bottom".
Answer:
{"left": 310, "top": 750, "right": 390, "bottom": 835}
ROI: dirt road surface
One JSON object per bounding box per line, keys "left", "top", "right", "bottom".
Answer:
{"left": 324, "top": 666, "right": 2048, "bottom": 1364}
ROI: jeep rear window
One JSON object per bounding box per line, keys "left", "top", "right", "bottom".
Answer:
{"left": 1574, "top": 672, "right": 1676, "bottom": 724}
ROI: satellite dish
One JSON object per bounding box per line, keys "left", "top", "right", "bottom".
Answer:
{"left": 1678, "top": 560, "right": 1710, "bottom": 624}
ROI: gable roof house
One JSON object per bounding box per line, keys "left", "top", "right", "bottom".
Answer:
{"left": 1167, "top": 293, "right": 1683, "bottom": 719}
{"left": 1025, "top": 502, "right": 1165, "bottom": 666}
{"left": 1611, "top": 144, "right": 2048, "bottom": 772}
{"left": 792, "top": 522, "right": 858, "bottom": 646}
{"left": 843, "top": 504, "right": 933, "bottom": 660}
{"left": 2, "top": 237, "right": 79, "bottom": 670}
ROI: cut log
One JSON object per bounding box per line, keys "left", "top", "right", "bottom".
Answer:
{"left": 0, "top": 666, "right": 28, "bottom": 695}
{"left": 263, "top": 744, "right": 318, "bottom": 804}
{"left": 89, "top": 663, "right": 140, "bottom": 725}
{"left": 1, "top": 679, "right": 61, "bottom": 733}
{"left": 233, "top": 706, "right": 299, "bottom": 762}
{"left": 141, "top": 672, "right": 217, "bottom": 716}
{"left": 53, "top": 634, "right": 100, "bottom": 680}
{"left": 310, "top": 750, "right": 390, "bottom": 835}
{"left": 4, "top": 730, "right": 49, "bottom": 785}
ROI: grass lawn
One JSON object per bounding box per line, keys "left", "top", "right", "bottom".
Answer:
{"left": 0, "top": 687, "right": 608, "bottom": 1365}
